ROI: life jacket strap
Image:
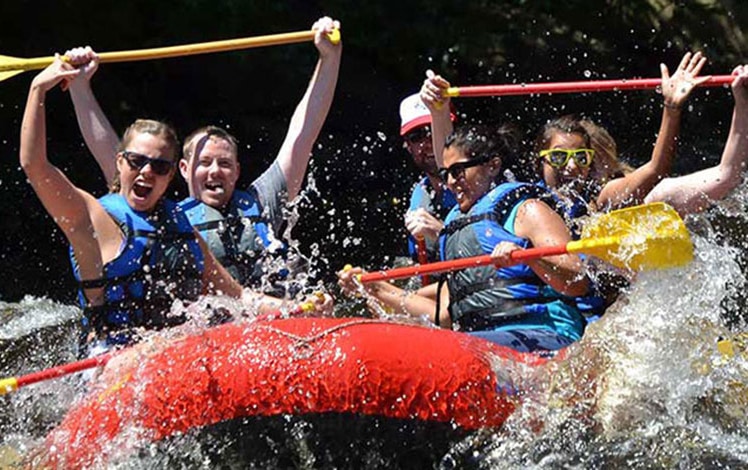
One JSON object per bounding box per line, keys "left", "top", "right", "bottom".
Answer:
{"left": 131, "top": 229, "right": 195, "bottom": 241}
{"left": 455, "top": 305, "right": 529, "bottom": 332}
{"left": 192, "top": 215, "right": 267, "bottom": 232}
{"left": 448, "top": 276, "right": 543, "bottom": 305}
{"left": 441, "top": 184, "right": 543, "bottom": 236}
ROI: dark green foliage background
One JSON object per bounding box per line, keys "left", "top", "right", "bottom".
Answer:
{"left": 0, "top": 0, "right": 746, "bottom": 301}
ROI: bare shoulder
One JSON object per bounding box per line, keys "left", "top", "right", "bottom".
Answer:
{"left": 514, "top": 198, "right": 569, "bottom": 242}
{"left": 516, "top": 198, "right": 556, "bottom": 222}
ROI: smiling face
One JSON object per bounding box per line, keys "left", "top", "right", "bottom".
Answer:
{"left": 443, "top": 146, "right": 499, "bottom": 212}
{"left": 180, "top": 134, "right": 239, "bottom": 209}
{"left": 541, "top": 131, "right": 592, "bottom": 190}
{"left": 116, "top": 132, "right": 176, "bottom": 212}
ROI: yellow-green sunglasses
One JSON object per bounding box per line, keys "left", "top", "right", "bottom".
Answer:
{"left": 539, "top": 148, "right": 595, "bottom": 169}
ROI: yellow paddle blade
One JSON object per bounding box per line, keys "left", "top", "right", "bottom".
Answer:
{"left": 569, "top": 202, "right": 693, "bottom": 271}
{"left": 0, "top": 69, "right": 24, "bottom": 82}
{"left": 0, "top": 54, "right": 47, "bottom": 82}
{"left": 0, "top": 54, "right": 55, "bottom": 73}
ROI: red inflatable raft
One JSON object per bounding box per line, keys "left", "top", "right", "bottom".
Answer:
{"left": 37, "top": 317, "right": 552, "bottom": 468}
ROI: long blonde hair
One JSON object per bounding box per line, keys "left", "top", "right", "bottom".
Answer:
{"left": 579, "top": 119, "right": 633, "bottom": 185}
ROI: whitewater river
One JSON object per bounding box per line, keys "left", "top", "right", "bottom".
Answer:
{"left": 1, "top": 193, "right": 747, "bottom": 468}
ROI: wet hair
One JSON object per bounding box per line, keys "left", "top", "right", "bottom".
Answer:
{"left": 182, "top": 126, "right": 239, "bottom": 163}
{"left": 535, "top": 114, "right": 591, "bottom": 154}
{"left": 444, "top": 123, "right": 535, "bottom": 182}
{"left": 110, "top": 119, "right": 180, "bottom": 192}
{"left": 579, "top": 119, "right": 634, "bottom": 182}
{"left": 535, "top": 114, "right": 632, "bottom": 185}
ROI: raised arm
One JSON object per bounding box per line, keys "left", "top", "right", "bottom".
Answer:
{"left": 645, "top": 65, "right": 748, "bottom": 215}
{"left": 598, "top": 52, "right": 709, "bottom": 209}
{"left": 420, "top": 70, "right": 454, "bottom": 168}
{"left": 65, "top": 46, "right": 121, "bottom": 183}
{"left": 275, "top": 17, "right": 342, "bottom": 200}
{"left": 21, "top": 56, "right": 101, "bottom": 239}
{"left": 20, "top": 56, "right": 124, "bottom": 288}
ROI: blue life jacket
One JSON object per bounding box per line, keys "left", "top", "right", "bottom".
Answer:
{"left": 536, "top": 179, "right": 589, "bottom": 228}
{"left": 180, "top": 189, "right": 285, "bottom": 288}
{"left": 534, "top": 180, "right": 613, "bottom": 320}
{"left": 71, "top": 194, "right": 204, "bottom": 346}
{"left": 438, "top": 182, "right": 586, "bottom": 340}
{"left": 407, "top": 175, "right": 457, "bottom": 263}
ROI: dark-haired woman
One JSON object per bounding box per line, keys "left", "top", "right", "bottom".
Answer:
{"left": 338, "top": 124, "right": 589, "bottom": 353}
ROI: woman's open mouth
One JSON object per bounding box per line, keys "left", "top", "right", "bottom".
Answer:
{"left": 132, "top": 181, "right": 153, "bottom": 199}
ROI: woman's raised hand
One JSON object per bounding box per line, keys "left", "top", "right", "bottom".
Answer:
{"left": 31, "top": 54, "right": 81, "bottom": 93}
{"left": 661, "top": 51, "right": 710, "bottom": 110}
{"left": 312, "top": 16, "right": 341, "bottom": 59}
{"left": 730, "top": 64, "right": 748, "bottom": 107}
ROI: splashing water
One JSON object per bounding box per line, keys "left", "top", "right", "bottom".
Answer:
{"left": 0, "top": 298, "right": 82, "bottom": 467}
{"left": 443, "top": 201, "right": 748, "bottom": 468}
{"left": 2, "top": 196, "right": 748, "bottom": 467}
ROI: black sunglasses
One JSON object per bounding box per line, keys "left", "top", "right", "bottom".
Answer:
{"left": 120, "top": 151, "right": 175, "bottom": 176}
{"left": 404, "top": 126, "right": 431, "bottom": 144}
{"left": 438, "top": 154, "right": 492, "bottom": 181}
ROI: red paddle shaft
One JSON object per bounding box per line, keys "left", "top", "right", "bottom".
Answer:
{"left": 446, "top": 75, "right": 735, "bottom": 98}
{"left": 0, "top": 304, "right": 312, "bottom": 394}
{"left": 360, "top": 245, "right": 569, "bottom": 283}
{"left": 415, "top": 237, "right": 431, "bottom": 285}
{"left": 0, "top": 352, "right": 113, "bottom": 395}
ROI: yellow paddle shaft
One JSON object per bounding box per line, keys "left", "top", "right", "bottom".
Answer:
{"left": 0, "top": 377, "right": 18, "bottom": 396}
{"left": 445, "top": 87, "right": 460, "bottom": 97}
{"left": 0, "top": 28, "right": 340, "bottom": 73}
